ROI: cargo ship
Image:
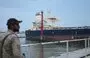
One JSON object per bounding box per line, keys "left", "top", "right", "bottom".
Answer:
{"left": 25, "top": 11, "right": 90, "bottom": 41}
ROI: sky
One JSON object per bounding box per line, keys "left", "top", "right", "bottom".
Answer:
{"left": 0, "top": 0, "right": 90, "bottom": 31}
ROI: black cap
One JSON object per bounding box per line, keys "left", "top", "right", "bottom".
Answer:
{"left": 7, "top": 18, "right": 22, "bottom": 25}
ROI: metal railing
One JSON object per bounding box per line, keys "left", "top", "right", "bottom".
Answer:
{"left": 21, "top": 38, "right": 90, "bottom": 58}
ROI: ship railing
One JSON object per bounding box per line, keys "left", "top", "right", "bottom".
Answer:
{"left": 21, "top": 38, "right": 90, "bottom": 58}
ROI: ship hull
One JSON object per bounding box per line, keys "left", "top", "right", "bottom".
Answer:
{"left": 25, "top": 28, "right": 90, "bottom": 41}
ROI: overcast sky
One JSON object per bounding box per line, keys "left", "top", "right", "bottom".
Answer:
{"left": 0, "top": 0, "right": 90, "bottom": 31}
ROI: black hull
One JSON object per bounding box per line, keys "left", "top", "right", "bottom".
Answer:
{"left": 25, "top": 27, "right": 90, "bottom": 41}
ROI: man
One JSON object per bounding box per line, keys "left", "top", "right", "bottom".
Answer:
{"left": 0, "top": 18, "right": 23, "bottom": 58}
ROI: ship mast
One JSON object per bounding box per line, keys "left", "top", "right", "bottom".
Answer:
{"left": 40, "top": 11, "right": 44, "bottom": 40}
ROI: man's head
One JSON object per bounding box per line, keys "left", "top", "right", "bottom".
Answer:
{"left": 7, "top": 18, "right": 22, "bottom": 32}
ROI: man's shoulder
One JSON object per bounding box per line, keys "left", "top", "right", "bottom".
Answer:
{"left": 7, "top": 33, "right": 18, "bottom": 39}
{"left": 0, "top": 32, "right": 6, "bottom": 40}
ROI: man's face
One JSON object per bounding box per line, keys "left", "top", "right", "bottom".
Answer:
{"left": 13, "top": 22, "right": 20, "bottom": 32}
